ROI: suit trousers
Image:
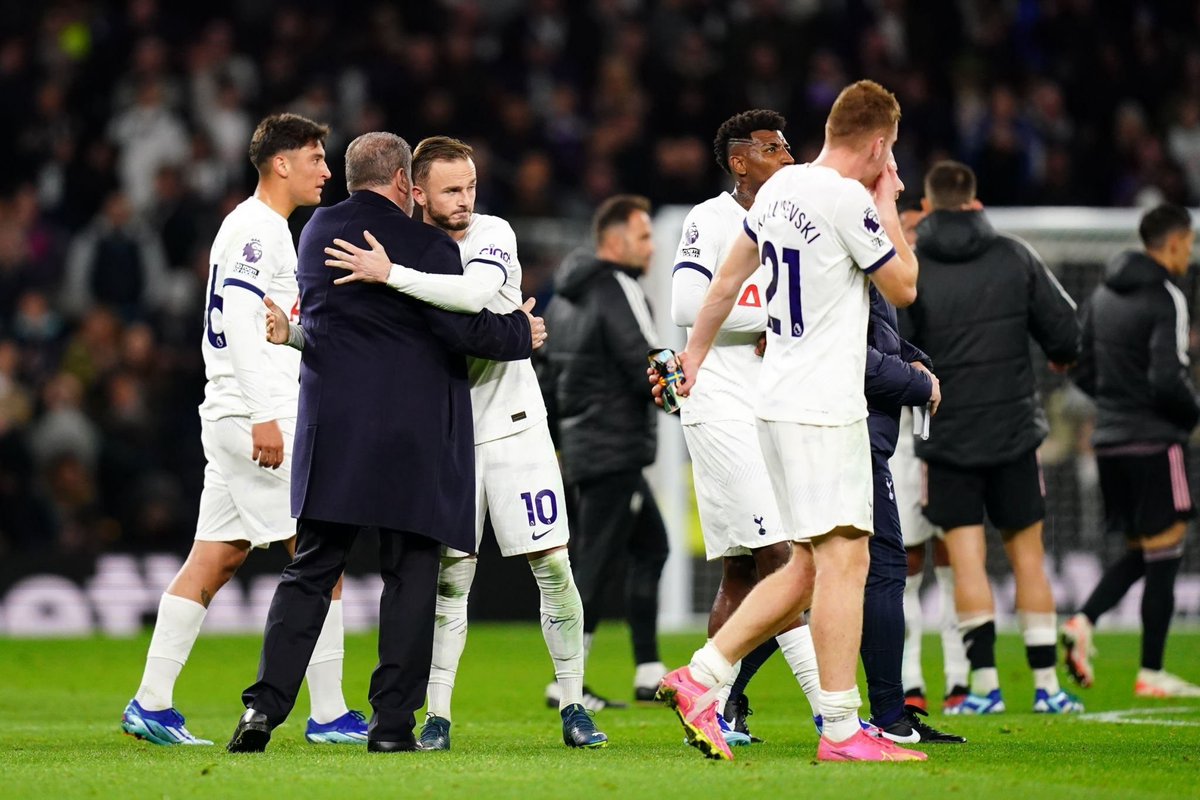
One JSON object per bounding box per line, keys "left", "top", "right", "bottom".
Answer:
{"left": 241, "top": 517, "right": 441, "bottom": 743}
{"left": 569, "top": 470, "right": 669, "bottom": 665}
{"left": 861, "top": 451, "right": 908, "bottom": 727}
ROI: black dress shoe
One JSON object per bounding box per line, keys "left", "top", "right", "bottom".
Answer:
{"left": 367, "top": 738, "right": 419, "bottom": 752}
{"left": 227, "top": 708, "right": 272, "bottom": 753}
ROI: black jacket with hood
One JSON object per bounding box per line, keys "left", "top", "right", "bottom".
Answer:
{"left": 1071, "top": 250, "right": 1200, "bottom": 447}
{"left": 538, "top": 248, "right": 658, "bottom": 484}
{"left": 903, "top": 209, "right": 1080, "bottom": 467}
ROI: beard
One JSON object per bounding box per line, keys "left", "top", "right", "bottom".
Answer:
{"left": 426, "top": 205, "right": 470, "bottom": 231}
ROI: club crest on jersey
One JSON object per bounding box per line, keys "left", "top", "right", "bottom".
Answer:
{"left": 863, "top": 209, "right": 881, "bottom": 234}
{"left": 242, "top": 240, "right": 263, "bottom": 263}
{"left": 685, "top": 221, "right": 699, "bottom": 245}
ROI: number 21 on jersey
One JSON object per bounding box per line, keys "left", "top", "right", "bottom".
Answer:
{"left": 763, "top": 240, "right": 804, "bottom": 337}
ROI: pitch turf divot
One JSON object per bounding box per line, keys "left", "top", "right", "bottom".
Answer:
{"left": 1076, "top": 707, "right": 1200, "bottom": 727}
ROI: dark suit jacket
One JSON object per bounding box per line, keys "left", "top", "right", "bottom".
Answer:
{"left": 291, "top": 190, "right": 531, "bottom": 550}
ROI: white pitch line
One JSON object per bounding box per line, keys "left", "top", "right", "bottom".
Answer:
{"left": 1076, "top": 707, "right": 1200, "bottom": 727}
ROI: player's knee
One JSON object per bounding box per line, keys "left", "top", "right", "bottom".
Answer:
{"left": 1140, "top": 522, "right": 1187, "bottom": 552}
{"left": 753, "top": 542, "right": 792, "bottom": 577}
{"left": 906, "top": 545, "right": 925, "bottom": 576}
{"left": 722, "top": 555, "right": 757, "bottom": 589}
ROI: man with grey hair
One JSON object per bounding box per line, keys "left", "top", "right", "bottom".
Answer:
{"left": 228, "top": 132, "right": 542, "bottom": 753}
{"left": 342, "top": 131, "right": 415, "bottom": 216}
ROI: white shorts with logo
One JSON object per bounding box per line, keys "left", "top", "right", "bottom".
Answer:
{"left": 195, "top": 416, "right": 296, "bottom": 549}
{"left": 890, "top": 411, "right": 943, "bottom": 548}
{"left": 757, "top": 418, "right": 874, "bottom": 542}
{"left": 684, "top": 420, "right": 790, "bottom": 560}
{"left": 446, "top": 421, "right": 571, "bottom": 559}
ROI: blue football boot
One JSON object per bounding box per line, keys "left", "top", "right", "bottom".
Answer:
{"left": 121, "top": 699, "right": 213, "bottom": 745}
{"left": 305, "top": 709, "right": 368, "bottom": 743}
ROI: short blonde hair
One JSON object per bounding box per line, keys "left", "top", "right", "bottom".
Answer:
{"left": 826, "top": 80, "right": 901, "bottom": 145}
{"left": 412, "top": 136, "right": 474, "bottom": 185}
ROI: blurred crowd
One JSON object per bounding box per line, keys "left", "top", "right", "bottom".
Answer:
{"left": 3, "top": 0, "right": 1200, "bottom": 556}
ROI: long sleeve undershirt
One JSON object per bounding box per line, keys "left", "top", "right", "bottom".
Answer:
{"left": 223, "top": 284, "right": 276, "bottom": 422}
{"left": 385, "top": 260, "right": 506, "bottom": 314}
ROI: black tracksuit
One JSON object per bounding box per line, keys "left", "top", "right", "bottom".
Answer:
{"left": 1071, "top": 250, "right": 1197, "bottom": 672}
{"left": 539, "top": 249, "right": 668, "bottom": 667}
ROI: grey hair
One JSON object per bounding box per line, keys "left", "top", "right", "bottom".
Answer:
{"left": 345, "top": 132, "right": 412, "bottom": 191}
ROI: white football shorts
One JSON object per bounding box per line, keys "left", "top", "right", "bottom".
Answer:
{"left": 446, "top": 422, "right": 571, "bottom": 558}
{"left": 757, "top": 417, "right": 874, "bottom": 542}
{"left": 891, "top": 408, "right": 943, "bottom": 547}
{"left": 683, "top": 420, "right": 790, "bottom": 560}
{"left": 195, "top": 415, "right": 296, "bottom": 548}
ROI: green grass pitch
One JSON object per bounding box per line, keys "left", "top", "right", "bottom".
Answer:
{"left": 2, "top": 626, "right": 1198, "bottom": 799}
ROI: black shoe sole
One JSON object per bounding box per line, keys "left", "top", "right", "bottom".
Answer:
{"left": 565, "top": 738, "right": 608, "bottom": 749}
{"left": 367, "top": 740, "right": 420, "bottom": 752}
{"left": 226, "top": 727, "right": 270, "bottom": 753}
{"left": 1060, "top": 632, "right": 1093, "bottom": 688}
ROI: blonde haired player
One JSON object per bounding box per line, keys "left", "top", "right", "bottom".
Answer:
{"left": 658, "top": 80, "right": 924, "bottom": 762}
{"left": 121, "top": 114, "right": 368, "bottom": 746}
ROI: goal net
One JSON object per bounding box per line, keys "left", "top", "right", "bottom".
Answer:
{"left": 640, "top": 206, "right": 1200, "bottom": 631}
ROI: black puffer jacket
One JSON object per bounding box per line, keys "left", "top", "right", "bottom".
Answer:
{"left": 538, "top": 249, "right": 657, "bottom": 484}
{"left": 1071, "top": 250, "right": 1199, "bottom": 446}
{"left": 904, "top": 210, "right": 1080, "bottom": 467}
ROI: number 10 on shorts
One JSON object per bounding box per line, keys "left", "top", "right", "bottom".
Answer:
{"left": 520, "top": 490, "right": 558, "bottom": 526}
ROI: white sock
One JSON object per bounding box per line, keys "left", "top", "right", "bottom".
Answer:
{"left": 634, "top": 661, "right": 667, "bottom": 689}
{"left": 135, "top": 593, "right": 207, "bottom": 711}
{"left": 971, "top": 667, "right": 1000, "bottom": 695}
{"left": 426, "top": 555, "right": 477, "bottom": 722}
{"left": 902, "top": 571, "right": 925, "bottom": 694}
{"left": 1019, "top": 611, "right": 1061, "bottom": 694}
{"left": 717, "top": 659, "right": 742, "bottom": 714}
{"left": 777, "top": 626, "right": 822, "bottom": 717}
{"left": 530, "top": 550, "right": 584, "bottom": 710}
{"left": 936, "top": 565, "right": 968, "bottom": 689}
{"left": 688, "top": 641, "right": 734, "bottom": 689}
{"left": 305, "top": 599, "right": 350, "bottom": 724}
{"left": 819, "top": 687, "right": 862, "bottom": 743}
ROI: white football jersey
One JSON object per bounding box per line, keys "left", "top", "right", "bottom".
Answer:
{"left": 672, "top": 192, "right": 768, "bottom": 425}
{"left": 198, "top": 196, "right": 301, "bottom": 423}
{"left": 460, "top": 213, "right": 547, "bottom": 444}
{"left": 745, "top": 164, "right": 897, "bottom": 425}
